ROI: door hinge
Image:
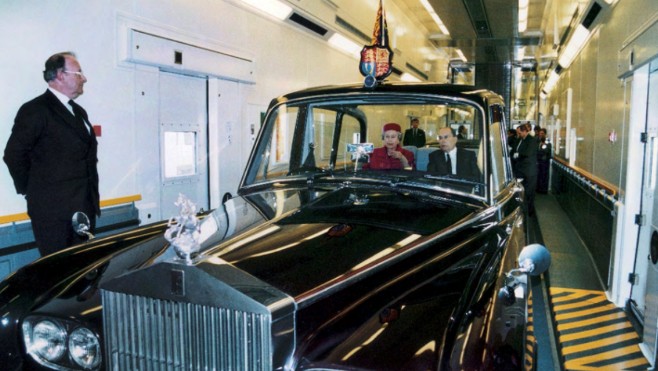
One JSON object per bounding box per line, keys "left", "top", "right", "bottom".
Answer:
{"left": 635, "top": 214, "right": 645, "bottom": 226}
{"left": 629, "top": 273, "right": 639, "bottom": 285}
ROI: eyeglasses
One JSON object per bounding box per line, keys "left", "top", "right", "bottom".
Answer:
{"left": 63, "top": 70, "right": 85, "bottom": 78}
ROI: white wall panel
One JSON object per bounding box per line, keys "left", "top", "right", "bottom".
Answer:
{"left": 0, "top": 0, "right": 364, "bottom": 220}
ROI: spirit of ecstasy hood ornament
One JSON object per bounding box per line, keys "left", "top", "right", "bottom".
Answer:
{"left": 164, "top": 193, "right": 201, "bottom": 264}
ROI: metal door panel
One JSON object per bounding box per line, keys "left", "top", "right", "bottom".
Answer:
{"left": 159, "top": 72, "right": 209, "bottom": 219}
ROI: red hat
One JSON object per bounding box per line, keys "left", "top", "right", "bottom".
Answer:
{"left": 383, "top": 123, "right": 401, "bottom": 132}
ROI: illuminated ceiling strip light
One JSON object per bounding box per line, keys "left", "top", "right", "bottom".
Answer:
{"left": 400, "top": 72, "right": 422, "bottom": 82}
{"left": 542, "top": 69, "right": 560, "bottom": 94}
{"left": 518, "top": 0, "right": 529, "bottom": 32}
{"left": 558, "top": 24, "right": 589, "bottom": 68}
{"left": 419, "top": 0, "right": 450, "bottom": 35}
{"left": 328, "top": 32, "right": 362, "bottom": 58}
{"left": 236, "top": 0, "right": 292, "bottom": 20}
{"left": 455, "top": 49, "right": 467, "bottom": 62}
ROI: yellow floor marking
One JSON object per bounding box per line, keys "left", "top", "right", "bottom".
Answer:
{"left": 556, "top": 311, "right": 627, "bottom": 331}
{"left": 598, "top": 357, "right": 651, "bottom": 370}
{"left": 550, "top": 287, "right": 606, "bottom": 295}
{"left": 559, "top": 321, "right": 634, "bottom": 343}
{"left": 551, "top": 291, "right": 593, "bottom": 304}
{"left": 555, "top": 304, "right": 616, "bottom": 321}
{"left": 562, "top": 331, "right": 638, "bottom": 355}
{"left": 563, "top": 344, "right": 642, "bottom": 370}
{"left": 553, "top": 295, "right": 608, "bottom": 311}
{"left": 549, "top": 288, "right": 650, "bottom": 370}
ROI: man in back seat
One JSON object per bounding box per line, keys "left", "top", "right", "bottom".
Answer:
{"left": 427, "top": 127, "right": 480, "bottom": 181}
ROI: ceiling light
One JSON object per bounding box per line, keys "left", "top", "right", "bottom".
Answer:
{"left": 236, "top": 0, "right": 292, "bottom": 21}
{"left": 328, "top": 33, "right": 361, "bottom": 58}
{"left": 518, "top": 0, "right": 529, "bottom": 32}
{"left": 455, "top": 49, "right": 467, "bottom": 62}
{"left": 419, "top": 0, "right": 450, "bottom": 35}
{"left": 400, "top": 72, "right": 421, "bottom": 82}
{"left": 558, "top": 24, "right": 589, "bottom": 68}
{"left": 542, "top": 69, "right": 560, "bottom": 94}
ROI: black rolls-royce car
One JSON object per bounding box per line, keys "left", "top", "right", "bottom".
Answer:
{"left": 0, "top": 83, "right": 549, "bottom": 370}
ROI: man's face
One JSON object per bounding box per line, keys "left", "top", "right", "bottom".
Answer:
{"left": 383, "top": 130, "right": 400, "bottom": 151}
{"left": 538, "top": 130, "right": 546, "bottom": 141}
{"left": 516, "top": 127, "right": 527, "bottom": 139}
{"left": 438, "top": 128, "right": 457, "bottom": 152}
{"left": 57, "top": 56, "right": 87, "bottom": 99}
{"left": 411, "top": 120, "right": 419, "bottom": 128}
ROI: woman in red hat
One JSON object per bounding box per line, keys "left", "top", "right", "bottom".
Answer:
{"left": 363, "top": 123, "right": 415, "bottom": 170}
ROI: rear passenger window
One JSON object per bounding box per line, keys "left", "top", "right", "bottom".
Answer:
{"left": 489, "top": 104, "right": 508, "bottom": 193}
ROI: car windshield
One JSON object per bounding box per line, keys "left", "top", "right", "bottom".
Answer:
{"left": 243, "top": 93, "right": 488, "bottom": 198}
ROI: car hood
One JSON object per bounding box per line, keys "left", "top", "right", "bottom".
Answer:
{"left": 211, "top": 187, "right": 480, "bottom": 299}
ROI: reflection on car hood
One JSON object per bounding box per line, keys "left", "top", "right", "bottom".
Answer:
{"left": 209, "top": 187, "right": 478, "bottom": 298}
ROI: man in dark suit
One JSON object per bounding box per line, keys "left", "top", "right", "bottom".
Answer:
{"left": 536, "top": 128, "right": 552, "bottom": 193}
{"left": 427, "top": 127, "right": 480, "bottom": 181}
{"left": 511, "top": 123, "right": 538, "bottom": 216}
{"left": 403, "top": 118, "right": 426, "bottom": 147}
{"left": 4, "top": 52, "right": 100, "bottom": 256}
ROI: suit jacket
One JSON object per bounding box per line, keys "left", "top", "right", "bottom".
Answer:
{"left": 4, "top": 90, "right": 100, "bottom": 220}
{"left": 537, "top": 140, "right": 552, "bottom": 163}
{"left": 427, "top": 147, "right": 480, "bottom": 181}
{"left": 512, "top": 135, "right": 538, "bottom": 178}
{"left": 363, "top": 145, "right": 415, "bottom": 170}
{"left": 403, "top": 128, "right": 426, "bottom": 147}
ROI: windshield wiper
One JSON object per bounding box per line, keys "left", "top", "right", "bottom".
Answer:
{"left": 422, "top": 173, "right": 481, "bottom": 186}
{"left": 296, "top": 167, "right": 333, "bottom": 189}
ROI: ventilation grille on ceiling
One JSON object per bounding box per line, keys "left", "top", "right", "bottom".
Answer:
{"left": 335, "top": 16, "right": 370, "bottom": 43}
{"left": 288, "top": 12, "right": 328, "bottom": 37}
{"left": 406, "top": 63, "right": 428, "bottom": 80}
{"left": 463, "top": 0, "right": 491, "bottom": 38}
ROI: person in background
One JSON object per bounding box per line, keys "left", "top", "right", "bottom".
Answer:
{"left": 507, "top": 128, "right": 518, "bottom": 155}
{"left": 457, "top": 124, "right": 468, "bottom": 139}
{"left": 403, "top": 117, "right": 426, "bottom": 147}
{"left": 4, "top": 51, "right": 100, "bottom": 256}
{"left": 536, "top": 128, "right": 552, "bottom": 194}
{"left": 364, "top": 123, "right": 415, "bottom": 170}
{"left": 511, "top": 123, "right": 538, "bottom": 216}
{"left": 427, "top": 126, "right": 480, "bottom": 181}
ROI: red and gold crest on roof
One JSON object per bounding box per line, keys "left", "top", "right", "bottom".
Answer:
{"left": 359, "top": 0, "right": 394, "bottom": 88}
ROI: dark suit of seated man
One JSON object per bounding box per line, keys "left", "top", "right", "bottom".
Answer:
{"left": 427, "top": 127, "right": 480, "bottom": 181}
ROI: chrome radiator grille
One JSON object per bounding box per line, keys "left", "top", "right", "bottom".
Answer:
{"left": 102, "top": 290, "right": 272, "bottom": 371}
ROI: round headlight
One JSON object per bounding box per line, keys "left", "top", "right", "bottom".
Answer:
{"left": 31, "top": 320, "right": 67, "bottom": 361}
{"left": 68, "top": 327, "right": 101, "bottom": 369}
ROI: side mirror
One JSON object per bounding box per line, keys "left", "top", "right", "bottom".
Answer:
{"left": 72, "top": 212, "right": 95, "bottom": 240}
{"left": 517, "top": 243, "right": 551, "bottom": 276}
{"left": 498, "top": 244, "right": 550, "bottom": 305}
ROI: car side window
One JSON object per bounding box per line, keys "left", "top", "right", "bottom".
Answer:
{"left": 251, "top": 105, "right": 300, "bottom": 182}
{"left": 489, "top": 104, "right": 508, "bottom": 193}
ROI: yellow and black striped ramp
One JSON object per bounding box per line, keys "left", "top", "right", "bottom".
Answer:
{"left": 550, "top": 287, "right": 650, "bottom": 370}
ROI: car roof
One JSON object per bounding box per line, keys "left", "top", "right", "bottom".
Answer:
{"left": 269, "top": 82, "right": 504, "bottom": 108}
